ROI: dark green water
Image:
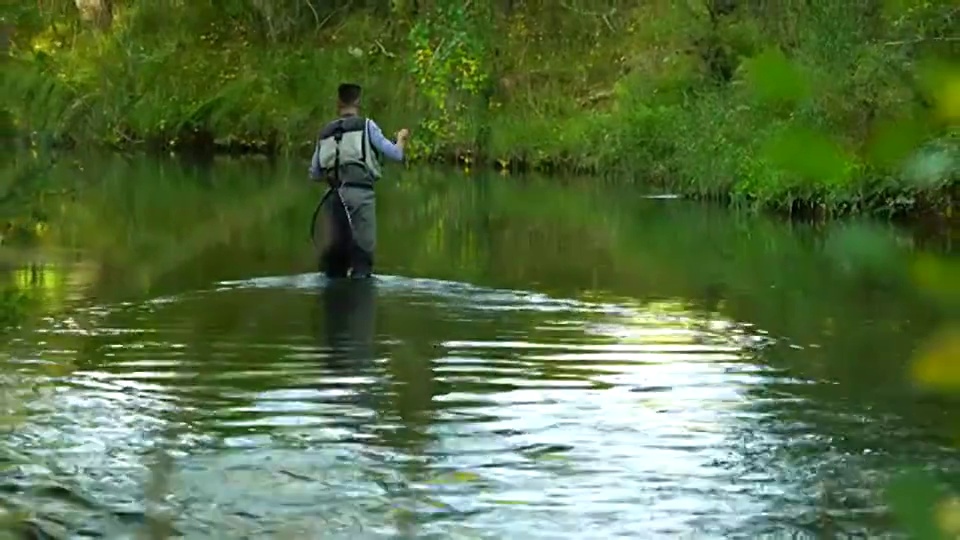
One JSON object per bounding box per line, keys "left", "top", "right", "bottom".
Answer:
{"left": 0, "top": 152, "right": 957, "bottom": 538}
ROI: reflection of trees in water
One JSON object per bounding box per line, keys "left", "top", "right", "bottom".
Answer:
{"left": 6, "top": 153, "right": 309, "bottom": 301}
{"left": 0, "top": 286, "right": 25, "bottom": 329}
{"left": 1, "top": 150, "right": 59, "bottom": 246}
{"left": 0, "top": 262, "right": 75, "bottom": 333}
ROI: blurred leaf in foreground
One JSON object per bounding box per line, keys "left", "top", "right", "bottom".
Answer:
{"left": 865, "top": 116, "right": 929, "bottom": 170}
{"left": 901, "top": 142, "right": 959, "bottom": 189}
{"left": 911, "top": 253, "right": 960, "bottom": 304}
{"left": 910, "top": 325, "right": 960, "bottom": 391}
{"left": 937, "top": 496, "right": 960, "bottom": 538}
{"left": 822, "top": 220, "right": 905, "bottom": 279}
{"left": 888, "top": 469, "right": 945, "bottom": 539}
{"left": 917, "top": 59, "right": 960, "bottom": 125}
{"left": 741, "top": 47, "right": 810, "bottom": 107}
{"left": 933, "top": 72, "right": 960, "bottom": 125}
{"left": 762, "top": 125, "right": 854, "bottom": 185}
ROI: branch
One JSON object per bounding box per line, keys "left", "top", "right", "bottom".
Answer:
{"left": 373, "top": 39, "right": 395, "bottom": 58}
{"left": 578, "top": 89, "right": 615, "bottom": 107}
{"left": 303, "top": 0, "right": 320, "bottom": 29}
{"left": 882, "top": 36, "right": 960, "bottom": 46}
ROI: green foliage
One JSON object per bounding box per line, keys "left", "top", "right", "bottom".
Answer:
{"left": 407, "top": 2, "right": 489, "bottom": 159}
{"left": 887, "top": 469, "right": 949, "bottom": 540}
{"left": 742, "top": 47, "right": 812, "bottom": 107}
{"left": 2, "top": 0, "right": 958, "bottom": 216}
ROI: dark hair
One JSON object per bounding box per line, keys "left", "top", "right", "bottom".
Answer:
{"left": 338, "top": 83, "right": 362, "bottom": 105}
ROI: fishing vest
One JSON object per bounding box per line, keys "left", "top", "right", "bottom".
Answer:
{"left": 314, "top": 115, "right": 382, "bottom": 188}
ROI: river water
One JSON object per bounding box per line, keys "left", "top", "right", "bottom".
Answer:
{"left": 0, "top": 153, "right": 957, "bottom": 538}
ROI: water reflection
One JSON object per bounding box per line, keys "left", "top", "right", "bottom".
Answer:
{"left": 1, "top": 265, "right": 958, "bottom": 538}
{"left": 0, "top": 154, "right": 957, "bottom": 538}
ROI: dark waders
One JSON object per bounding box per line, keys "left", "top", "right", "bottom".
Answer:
{"left": 312, "top": 181, "right": 376, "bottom": 279}
{"left": 310, "top": 115, "right": 379, "bottom": 279}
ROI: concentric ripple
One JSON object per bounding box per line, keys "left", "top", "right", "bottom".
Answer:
{"left": 0, "top": 274, "right": 950, "bottom": 538}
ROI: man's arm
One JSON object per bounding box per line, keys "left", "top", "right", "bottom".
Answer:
{"left": 308, "top": 139, "right": 323, "bottom": 180}
{"left": 366, "top": 119, "right": 405, "bottom": 162}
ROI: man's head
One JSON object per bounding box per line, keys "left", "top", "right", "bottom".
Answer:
{"left": 338, "top": 83, "right": 362, "bottom": 112}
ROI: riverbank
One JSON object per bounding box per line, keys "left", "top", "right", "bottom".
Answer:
{"left": 4, "top": 2, "right": 958, "bottom": 218}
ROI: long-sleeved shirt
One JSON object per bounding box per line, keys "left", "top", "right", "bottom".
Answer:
{"left": 309, "top": 118, "right": 404, "bottom": 180}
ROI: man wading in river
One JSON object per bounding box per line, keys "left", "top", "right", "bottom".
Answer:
{"left": 309, "top": 83, "right": 409, "bottom": 279}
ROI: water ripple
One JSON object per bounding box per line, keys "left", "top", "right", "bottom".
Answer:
{"left": 0, "top": 273, "right": 939, "bottom": 538}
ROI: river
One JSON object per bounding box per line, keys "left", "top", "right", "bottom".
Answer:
{"left": 0, "top": 152, "right": 957, "bottom": 538}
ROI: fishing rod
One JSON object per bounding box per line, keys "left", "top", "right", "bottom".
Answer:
{"left": 309, "top": 125, "right": 356, "bottom": 255}
{"left": 308, "top": 187, "right": 354, "bottom": 248}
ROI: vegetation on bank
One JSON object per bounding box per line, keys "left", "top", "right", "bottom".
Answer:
{"left": 3, "top": 1, "right": 959, "bottom": 216}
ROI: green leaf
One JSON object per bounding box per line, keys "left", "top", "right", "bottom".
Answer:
{"left": 866, "top": 117, "right": 929, "bottom": 170}
{"left": 742, "top": 47, "right": 810, "bottom": 107}
{"left": 761, "top": 125, "right": 853, "bottom": 185}
{"left": 887, "top": 469, "right": 946, "bottom": 540}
